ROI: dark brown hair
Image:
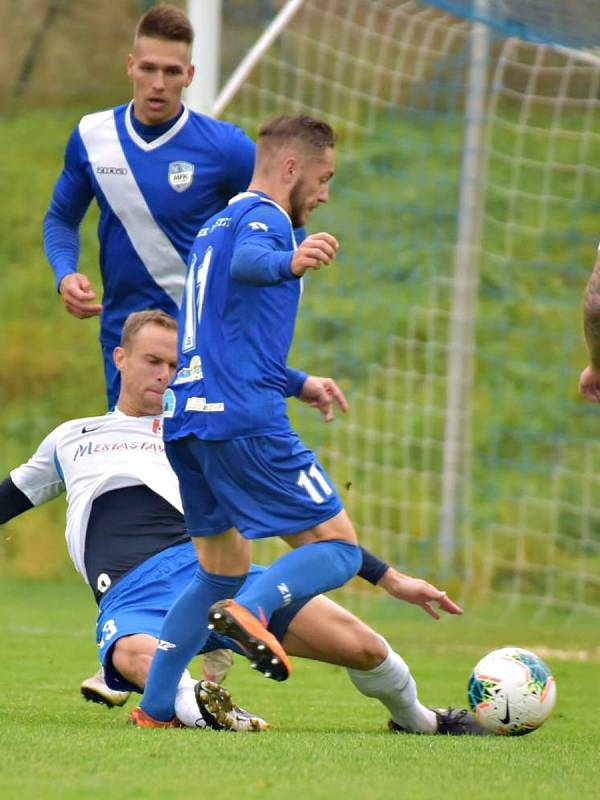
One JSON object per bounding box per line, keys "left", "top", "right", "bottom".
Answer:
{"left": 135, "top": 3, "right": 194, "bottom": 45}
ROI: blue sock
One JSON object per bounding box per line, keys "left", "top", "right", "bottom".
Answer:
{"left": 141, "top": 564, "right": 245, "bottom": 721}
{"left": 235, "top": 540, "right": 361, "bottom": 623}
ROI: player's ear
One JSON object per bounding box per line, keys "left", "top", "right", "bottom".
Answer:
{"left": 283, "top": 155, "right": 298, "bottom": 184}
{"left": 185, "top": 64, "right": 195, "bottom": 87}
{"left": 113, "top": 346, "right": 125, "bottom": 371}
{"left": 126, "top": 53, "right": 135, "bottom": 79}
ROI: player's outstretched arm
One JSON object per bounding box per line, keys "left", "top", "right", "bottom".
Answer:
{"left": 59, "top": 273, "right": 102, "bottom": 319}
{"left": 290, "top": 232, "right": 339, "bottom": 277}
{"left": 297, "top": 375, "right": 349, "bottom": 423}
{"left": 1, "top": 429, "right": 66, "bottom": 524}
{"left": 581, "top": 250, "right": 600, "bottom": 401}
{"left": 377, "top": 567, "right": 463, "bottom": 619}
{"left": 0, "top": 477, "right": 34, "bottom": 525}
{"left": 356, "top": 547, "right": 460, "bottom": 618}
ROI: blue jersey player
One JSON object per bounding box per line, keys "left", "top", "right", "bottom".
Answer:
{"left": 133, "top": 115, "right": 366, "bottom": 727}
{"left": 43, "top": 5, "right": 255, "bottom": 408}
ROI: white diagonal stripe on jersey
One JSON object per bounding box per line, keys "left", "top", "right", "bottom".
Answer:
{"left": 79, "top": 109, "right": 186, "bottom": 306}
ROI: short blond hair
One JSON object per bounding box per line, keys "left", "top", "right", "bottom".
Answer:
{"left": 120, "top": 310, "right": 177, "bottom": 349}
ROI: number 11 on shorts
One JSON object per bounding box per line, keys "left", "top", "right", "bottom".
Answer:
{"left": 297, "top": 463, "right": 333, "bottom": 504}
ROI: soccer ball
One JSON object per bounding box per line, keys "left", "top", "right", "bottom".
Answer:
{"left": 467, "top": 647, "right": 556, "bottom": 736}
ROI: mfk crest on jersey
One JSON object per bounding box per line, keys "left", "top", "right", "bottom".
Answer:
{"left": 168, "top": 161, "right": 194, "bottom": 192}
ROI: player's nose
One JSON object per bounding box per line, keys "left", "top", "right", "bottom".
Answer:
{"left": 152, "top": 71, "right": 166, "bottom": 90}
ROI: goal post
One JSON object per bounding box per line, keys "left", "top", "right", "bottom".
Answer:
{"left": 439, "top": 0, "right": 491, "bottom": 575}
{"left": 185, "top": 0, "right": 222, "bottom": 114}
{"left": 212, "top": 0, "right": 600, "bottom": 616}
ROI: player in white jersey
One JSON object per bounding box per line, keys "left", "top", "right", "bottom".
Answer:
{"left": 43, "top": 5, "right": 256, "bottom": 408}
{"left": 1, "top": 310, "right": 266, "bottom": 729}
{"left": 0, "top": 310, "right": 486, "bottom": 734}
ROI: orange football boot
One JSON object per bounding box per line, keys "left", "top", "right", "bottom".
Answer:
{"left": 208, "top": 599, "right": 291, "bottom": 681}
{"left": 128, "top": 707, "right": 183, "bottom": 728}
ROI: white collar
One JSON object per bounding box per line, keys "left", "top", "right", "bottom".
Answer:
{"left": 124, "top": 101, "right": 190, "bottom": 152}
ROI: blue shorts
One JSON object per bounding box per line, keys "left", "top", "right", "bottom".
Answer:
{"left": 166, "top": 432, "right": 343, "bottom": 540}
{"left": 96, "top": 542, "right": 308, "bottom": 692}
{"left": 101, "top": 343, "right": 120, "bottom": 411}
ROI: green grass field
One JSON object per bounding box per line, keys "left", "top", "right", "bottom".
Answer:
{"left": 1, "top": 577, "right": 598, "bottom": 800}
{"left": 2, "top": 17, "right": 600, "bottom": 798}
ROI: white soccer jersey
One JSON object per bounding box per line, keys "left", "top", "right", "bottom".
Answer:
{"left": 10, "top": 408, "right": 181, "bottom": 583}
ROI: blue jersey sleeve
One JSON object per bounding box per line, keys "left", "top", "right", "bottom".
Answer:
{"left": 43, "top": 127, "right": 95, "bottom": 290}
{"left": 222, "top": 124, "right": 256, "bottom": 196}
{"left": 293, "top": 226, "right": 307, "bottom": 245}
{"left": 230, "top": 204, "right": 296, "bottom": 286}
{"left": 286, "top": 368, "right": 307, "bottom": 397}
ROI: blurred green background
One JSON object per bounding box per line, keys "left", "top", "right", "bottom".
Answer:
{"left": 1, "top": 1, "right": 600, "bottom": 621}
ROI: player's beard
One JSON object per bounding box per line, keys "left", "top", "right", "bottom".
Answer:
{"left": 289, "top": 179, "right": 308, "bottom": 228}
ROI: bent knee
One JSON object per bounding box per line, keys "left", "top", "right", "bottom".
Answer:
{"left": 346, "top": 625, "right": 388, "bottom": 671}
{"left": 112, "top": 639, "right": 154, "bottom": 688}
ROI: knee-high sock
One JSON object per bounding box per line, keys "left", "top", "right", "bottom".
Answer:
{"left": 174, "top": 669, "right": 205, "bottom": 728}
{"left": 235, "top": 540, "right": 362, "bottom": 622}
{"left": 141, "top": 565, "right": 245, "bottom": 721}
{"left": 346, "top": 638, "right": 437, "bottom": 733}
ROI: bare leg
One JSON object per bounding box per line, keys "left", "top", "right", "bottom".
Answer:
{"left": 112, "top": 633, "right": 158, "bottom": 690}
{"left": 282, "top": 595, "right": 437, "bottom": 733}
{"left": 282, "top": 595, "right": 386, "bottom": 669}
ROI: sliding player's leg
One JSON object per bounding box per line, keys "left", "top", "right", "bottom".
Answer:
{"left": 277, "top": 594, "right": 437, "bottom": 733}
{"left": 94, "top": 555, "right": 267, "bottom": 732}
{"left": 273, "top": 595, "right": 488, "bottom": 735}
{"left": 201, "top": 648, "right": 234, "bottom": 684}
{"left": 80, "top": 668, "right": 130, "bottom": 708}
{"left": 107, "top": 633, "right": 267, "bottom": 731}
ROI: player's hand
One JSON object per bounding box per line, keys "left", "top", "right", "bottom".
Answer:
{"left": 298, "top": 375, "right": 349, "bottom": 423}
{"left": 59, "top": 273, "right": 103, "bottom": 319}
{"left": 578, "top": 365, "right": 600, "bottom": 402}
{"left": 377, "top": 568, "right": 463, "bottom": 619}
{"left": 291, "top": 232, "right": 339, "bottom": 277}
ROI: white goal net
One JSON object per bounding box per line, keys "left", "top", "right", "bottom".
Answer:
{"left": 217, "top": 0, "right": 600, "bottom": 615}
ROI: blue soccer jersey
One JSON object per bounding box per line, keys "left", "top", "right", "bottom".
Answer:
{"left": 43, "top": 102, "right": 256, "bottom": 349}
{"left": 163, "top": 191, "right": 305, "bottom": 441}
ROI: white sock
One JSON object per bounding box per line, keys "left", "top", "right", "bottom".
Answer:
{"left": 177, "top": 668, "right": 196, "bottom": 690}
{"left": 347, "top": 637, "right": 437, "bottom": 733}
{"left": 174, "top": 669, "right": 206, "bottom": 728}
